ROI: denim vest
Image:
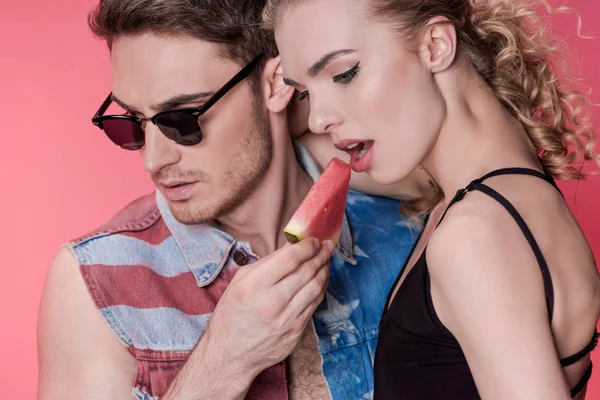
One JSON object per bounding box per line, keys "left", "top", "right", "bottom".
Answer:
{"left": 65, "top": 141, "right": 419, "bottom": 399}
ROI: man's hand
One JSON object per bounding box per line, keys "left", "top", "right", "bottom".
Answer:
{"left": 163, "top": 238, "right": 335, "bottom": 399}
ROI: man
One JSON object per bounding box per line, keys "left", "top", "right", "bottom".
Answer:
{"left": 37, "top": 0, "right": 426, "bottom": 399}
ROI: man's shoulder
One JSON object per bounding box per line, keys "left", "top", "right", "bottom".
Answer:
{"left": 67, "top": 192, "right": 162, "bottom": 247}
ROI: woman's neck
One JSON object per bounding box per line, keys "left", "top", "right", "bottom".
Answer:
{"left": 420, "top": 57, "right": 542, "bottom": 202}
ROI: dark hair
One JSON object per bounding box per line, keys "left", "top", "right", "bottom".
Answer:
{"left": 264, "top": 0, "right": 598, "bottom": 215}
{"left": 89, "top": 0, "right": 277, "bottom": 86}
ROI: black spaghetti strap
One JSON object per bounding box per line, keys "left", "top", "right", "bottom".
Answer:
{"left": 477, "top": 167, "right": 561, "bottom": 193}
{"left": 469, "top": 182, "right": 555, "bottom": 321}
{"left": 433, "top": 167, "right": 595, "bottom": 397}
{"left": 570, "top": 361, "right": 593, "bottom": 397}
{"left": 436, "top": 168, "right": 559, "bottom": 319}
{"left": 437, "top": 167, "right": 560, "bottom": 228}
{"left": 560, "top": 331, "right": 600, "bottom": 367}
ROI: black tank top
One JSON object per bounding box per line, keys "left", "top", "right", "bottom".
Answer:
{"left": 374, "top": 168, "right": 599, "bottom": 399}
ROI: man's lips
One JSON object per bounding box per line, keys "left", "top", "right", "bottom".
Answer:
{"left": 159, "top": 180, "right": 195, "bottom": 188}
{"left": 158, "top": 181, "right": 199, "bottom": 202}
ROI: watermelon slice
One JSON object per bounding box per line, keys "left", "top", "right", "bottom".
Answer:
{"left": 283, "top": 157, "right": 351, "bottom": 244}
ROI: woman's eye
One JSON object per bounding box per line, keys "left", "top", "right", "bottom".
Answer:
{"left": 297, "top": 90, "right": 310, "bottom": 101}
{"left": 333, "top": 62, "right": 360, "bottom": 85}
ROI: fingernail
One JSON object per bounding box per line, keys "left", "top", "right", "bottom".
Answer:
{"left": 313, "top": 238, "right": 321, "bottom": 248}
{"left": 325, "top": 240, "right": 335, "bottom": 252}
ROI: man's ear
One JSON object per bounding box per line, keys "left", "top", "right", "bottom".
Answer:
{"left": 261, "top": 55, "right": 296, "bottom": 113}
{"left": 418, "top": 16, "right": 457, "bottom": 74}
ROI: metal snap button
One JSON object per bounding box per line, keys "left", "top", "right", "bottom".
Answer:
{"left": 233, "top": 250, "right": 249, "bottom": 266}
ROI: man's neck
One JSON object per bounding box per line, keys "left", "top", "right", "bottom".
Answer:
{"left": 216, "top": 140, "right": 314, "bottom": 258}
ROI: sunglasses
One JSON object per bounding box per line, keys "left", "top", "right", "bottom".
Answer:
{"left": 91, "top": 54, "right": 264, "bottom": 150}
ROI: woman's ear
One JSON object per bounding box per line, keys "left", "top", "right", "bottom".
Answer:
{"left": 261, "top": 55, "right": 296, "bottom": 113}
{"left": 418, "top": 16, "right": 457, "bottom": 74}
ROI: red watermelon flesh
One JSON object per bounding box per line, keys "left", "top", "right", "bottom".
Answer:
{"left": 284, "top": 157, "right": 351, "bottom": 244}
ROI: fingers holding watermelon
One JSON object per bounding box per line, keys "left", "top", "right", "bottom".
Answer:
{"left": 286, "top": 244, "right": 333, "bottom": 321}
{"left": 277, "top": 239, "right": 334, "bottom": 304}
{"left": 197, "top": 159, "right": 350, "bottom": 385}
{"left": 255, "top": 237, "right": 323, "bottom": 285}
{"left": 200, "top": 237, "right": 336, "bottom": 381}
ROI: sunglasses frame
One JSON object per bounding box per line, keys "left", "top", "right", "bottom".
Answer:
{"left": 91, "top": 53, "right": 265, "bottom": 149}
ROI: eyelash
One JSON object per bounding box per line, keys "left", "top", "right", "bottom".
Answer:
{"left": 295, "top": 62, "right": 361, "bottom": 101}
{"left": 297, "top": 90, "right": 309, "bottom": 101}
{"left": 333, "top": 62, "right": 360, "bottom": 85}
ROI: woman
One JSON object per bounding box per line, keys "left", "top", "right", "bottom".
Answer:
{"left": 265, "top": 0, "right": 600, "bottom": 398}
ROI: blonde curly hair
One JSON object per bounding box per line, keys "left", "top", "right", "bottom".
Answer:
{"left": 263, "top": 0, "right": 598, "bottom": 215}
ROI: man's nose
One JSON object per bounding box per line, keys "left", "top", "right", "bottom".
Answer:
{"left": 142, "top": 123, "right": 181, "bottom": 175}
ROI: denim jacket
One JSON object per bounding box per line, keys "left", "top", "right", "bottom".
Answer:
{"left": 66, "top": 141, "right": 419, "bottom": 399}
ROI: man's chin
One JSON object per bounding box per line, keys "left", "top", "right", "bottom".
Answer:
{"left": 166, "top": 200, "right": 215, "bottom": 225}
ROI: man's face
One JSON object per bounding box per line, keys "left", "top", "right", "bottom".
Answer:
{"left": 110, "top": 33, "right": 272, "bottom": 224}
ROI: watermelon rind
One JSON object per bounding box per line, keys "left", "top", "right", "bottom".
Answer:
{"left": 283, "top": 218, "right": 305, "bottom": 244}
{"left": 283, "top": 232, "right": 300, "bottom": 244}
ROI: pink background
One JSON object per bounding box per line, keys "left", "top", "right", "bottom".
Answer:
{"left": 1, "top": 0, "right": 598, "bottom": 398}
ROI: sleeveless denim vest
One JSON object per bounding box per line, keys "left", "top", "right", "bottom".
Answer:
{"left": 65, "top": 142, "right": 419, "bottom": 399}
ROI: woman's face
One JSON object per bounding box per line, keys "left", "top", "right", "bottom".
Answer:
{"left": 275, "top": 0, "right": 447, "bottom": 184}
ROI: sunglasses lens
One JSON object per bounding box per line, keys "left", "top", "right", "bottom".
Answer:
{"left": 156, "top": 111, "right": 203, "bottom": 146}
{"left": 102, "top": 119, "right": 145, "bottom": 150}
